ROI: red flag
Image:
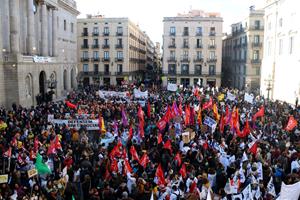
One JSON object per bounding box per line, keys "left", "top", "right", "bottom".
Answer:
{"left": 219, "top": 114, "right": 225, "bottom": 133}
{"left": 189, "top": 107, "right": 195, "bottom": 125}
{"left": 65, "top": 101, "right": 76, "bottom": 109}
{"left": 157, "top": 118, "right": 167, "bottom": 131}
{"left": 285, "top": 116, "right": 298, "bottom": 131}
{"left": 185, "top": 105, "right": 191, "bottom": 126}
{"left": 138, "top": 105, "right": 144, "bottom": 123}
{"left": 189, "top": 181, "right": 197, "bottom": 193}
{"left": 155, "top": 164, "right": 166, "bottom": 185}
{"left": 163, "top": 140, "right": 172, "bottom": 152}
{"left": 174, "top": 152, "right": 182, "bottom": 166}
{"left": 130, "top": 146, "right": 139, "bottom": 161}
{"left": 104, "top": 168, "right": 111, "bottom": 181}
{"left": 47, "top": 140, "right": 56, "bottom": 155}
{"left": 111, "top": 159, "right": 118, "bottom": 173}
{"left": 252, "top": 106, "right": 265, "bottom": 122}
{"left": 179, "top": 163, "right": 187, "bottom": 178}
{"left": 3, "top": 147, "right": 12, "bottom": 158}
{"left": 203, "top": 140, "right": 208, "bottom": 150}
{"left": 178, "top": 102, "right": 183, "bottom": 116}
{"left": 139, "top": 153, "right": 150, "bottom": 169}
{"left": 239, "top": 118, "right": 251, "bottom": 138}
{"left": 34, "top": 137, "right": 39, "bottom": 152}
{"left": 249, "top": 140, "right": 258, "bottom": 155}
{"left": 202, "top": 97, "right": 213, "bottom": 110}
{"left": 124, "top": 159, "right": 133, "bottom": 174}
{"left": 163, "top": 106, "right": 172, "bottom": 122}
{"left": 54, "top": 136, "right": 62, "bottom": 150}
{"left": 110, "top": 145, "right": 121, "bottom": 159}
{"left": 122, "top": 148, "right": 128, "bottom": 160}
{"left": 139, "top": 121, "right": 144, "bottom": 138}
{"left": 158, "top": 133, "right": 163, "bottom": 144}
{"left": 147, "top": 101, "right": 151, "bottom": 118}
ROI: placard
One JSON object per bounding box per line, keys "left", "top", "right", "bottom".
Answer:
{"left": 27, "top": 168, "right": 38, "bottom": 178}
{"left": 133, "top": 89, "right": 148, "bottom": 99}
{"left": 182, "top": 132, "right": 190, "bottom": 144}
{"left": 0, "top": 174, "right": 8, "bottom": 184}
{"left": 167, "top": 83, "right": 177, "bottom": 92}
{"left": 244, "top": 93, "right": 254, "bottom": 104}
{"left": 49, "top": 117, "right": 100, "bottom": 130}
{"left": 203, "top": 116, "right": 217, "bottom": 133}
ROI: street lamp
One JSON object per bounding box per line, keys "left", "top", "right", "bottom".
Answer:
{"left": 264, "top": 75, "right": 273, "bottom": 100}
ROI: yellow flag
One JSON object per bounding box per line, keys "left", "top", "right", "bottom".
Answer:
{"left": 101, "top": 117, "right": 106, "bottom": 133}
{"left": 218, "top": 93, "right": 225, "bottom": 102}
{"left": 213, "top": 103, "right": 220, "bottom": 121}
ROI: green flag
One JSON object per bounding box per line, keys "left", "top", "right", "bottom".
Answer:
{"left": 35, "top": 153, "right": 51, "bottom": 175}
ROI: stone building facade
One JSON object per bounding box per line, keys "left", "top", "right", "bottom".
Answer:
{"left": 77, "top": 16, "right": 154, "bottom": 86}
{"left": 162, "top": 10, "right": 223, "bottom": 87}
{"left": 0, "top": 0, "right": 79, "bottom": 108}
{"left": 222, "top": 8, "right": 264, "bottom": 90}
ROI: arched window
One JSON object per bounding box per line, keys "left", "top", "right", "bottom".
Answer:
{"left": 25, "top": 74, "right": 32, "bottom": 97}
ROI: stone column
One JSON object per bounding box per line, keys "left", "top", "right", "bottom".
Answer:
{"left": 2, "top": 0, "right": 10, "bottom": 52}
{"left": 41, "top": 2, "right": 48, "bottom": 56}
{"left": 9, "top": 0, "right": 20, "bottom": 54}
{"left": 52, "top": 9, "right": 57, "bottom": 57}
{"left": 27, "top": 0, "right": 35, "bottom": 55}
{"left": 48, "top": 9, "right": 53, "bottom": 56}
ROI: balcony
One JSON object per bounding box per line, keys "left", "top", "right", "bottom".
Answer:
{"left": 183, "top": 31, "right": 189, "bottom": 36}
{"left": 91, "top": 57, "right": 100, "bottom": 62}
{"left": 251, "top": 59, "right": 261, "bottom": 64}
{"left": 195, "top": 44, "right": 203, "bottom": 49}
{"left": 182, "top": 44, "right": 189, "bottom": 48}
{"left": 102, "top": 57, "right": 110, "bottom": 62}
{"left": 249, "top": 26, "right": 264, "bottom": 31}
{"left": 92, "top": 44, "right": 99, "bottom": 48}
{"left": 116, "top": 32, "right": 123, "bottom": 36}
{"left": 102, "top": 44, "right": 110, "bottom": 49}
{"left": 181, "top": 57, "right": 190, "bottom": 62}
{"left": 103, "top": 32, "right": 110, "bottom": 36}
{"left": 115, "top": 44, "right": 123, "bottom": 49}
{"left": 168, "top": 44, "right": 176, "bottom": 48}
{"left": 92, "top": 32, "right": 99, "bottom": 36}
{"left": 169, "top": 32, "right": 176, "bottom": 36}
{"left": 196, "top": 32, "right": 202, "bottom": 36}
{"left": 207, "top": 58, "right": 217, "bottom": 63}
{"left": 193, "top": 58, "right": 203, "bottom": 62}
{"left": 194, "top": 70, "right": 202, "bottom": 75}
{"left": 181, "top": 70, "right": 189, "bottom": 75}
{"left": 80, "top": 57, "right": 89, "bottom": 62}
{"left": 167, "top": 57, "right": 176, "bottom": 62}
{"left": 252, "top": 42, "right": 262, "bottom": 48}
{"left": 81, "top": 32, "right": 88, "bottom": 36}
{"left": 115, "top": 57, "right": 124, "bottom": 62}
{"left": 208, "top": 45, "right": 216, "bottom": 49}
{"left": 208, "top": 71, "right": 216, "bottom": 76}
{"left": 81, "top": 45, "right": 89, "bottom": 49}
{"left": 115, "top": 71, "right": 123, "bottom": 75}
{"left": 209, "top": 32, "right": 216, "bottom": 36}
{"left": 168, "top": 70, "right": 177, "bottom": 75}
{"left": 104, "top": 71, "right": 111, "bottom": 75}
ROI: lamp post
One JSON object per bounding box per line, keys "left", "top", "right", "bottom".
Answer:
{"left": 264, "top": 75, "right": 273, "bottom": 100}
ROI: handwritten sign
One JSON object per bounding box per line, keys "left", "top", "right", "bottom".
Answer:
{"left": 0, "top": 174, "right": 8, "bottom": 184}
{"left": 27, "top": 168, "right": 38, "bottom": 178}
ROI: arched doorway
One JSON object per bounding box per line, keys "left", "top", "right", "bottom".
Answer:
{"left": 39, "top": 71, "right": 46, "bottom": 95}
{"left": 63, "top": 70, "right": 67, "bottom": 90}
{"left": 71, "top": 68, "right": 75, "bottom": 89}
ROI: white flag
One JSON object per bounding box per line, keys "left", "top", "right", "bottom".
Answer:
{"left": 206, "top": 187, "right": 212, "bottom": 200}
{"left": 242, "top": 184, "right": 253, "bottom": 200}
{"left": 150, "top": 191, "right": 154, "bottom": 200}
{"left": 267, "top": 177, "right": 276, "bottom": 197}
{"left": 278, "top": 181, "right": 300, "bottom": 200}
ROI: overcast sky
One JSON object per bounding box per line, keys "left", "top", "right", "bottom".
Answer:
{"left": 76, "top": 0, "right": 264, "bottom": 45}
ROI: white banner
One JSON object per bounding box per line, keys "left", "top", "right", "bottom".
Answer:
{"left": 226, "top": 91, "right": 236, "bottom": 101}
{"left": 49, "top": 118, "right": 100, "bottom": 130}
{"left": 278, "top": 181, "right": 300, "bottom": 200}
{"left": 133, "top": 89, "right": 148, "bottom": 99}
{"left": 33, "top": 55, "right": 52, "bottom": 63}
{"left": 244, "top": 93, "right": 254, "bottom": 104}
{"left": 203, "top": 116, "right": 217, "bottom": 133}
{"left": 98, "top": 90, "right": 128, "bottom": 99}
{"left": 167, "top": 83, "right": 177, "bottom": 92}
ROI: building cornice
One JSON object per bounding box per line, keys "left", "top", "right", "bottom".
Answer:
{"left": 58, "top": 0, "right": 80, "bottom": 16}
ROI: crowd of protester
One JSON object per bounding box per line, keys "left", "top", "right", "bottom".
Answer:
{"left": 0, "top": 84, "right": 299, "bottom": 200}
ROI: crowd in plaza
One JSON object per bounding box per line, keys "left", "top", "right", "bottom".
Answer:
{"left": 0, "top": 84, "right": 299, "bottom": 200}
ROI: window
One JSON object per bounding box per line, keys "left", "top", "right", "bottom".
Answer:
{"left": 83, "top": 64, "right": 89, "bottom": 72}
{"left": 289, "top": 36, "right": 294, "bottom": 54}
{"left": 183, "top": 50, "right": 188, "bottom": 58}
{"left": 117, "top": 26, "right": 123, "bottom": 34}
{"left": 210, "top": 39, "right": 215, "bottom": 46}
{"left": 93, "top": 39, "right": 98, "bottom": 45}
{"left": 94, "top": 64, "right": 99, "bottom": 72}
{"left": 196, "top": 51, "right": 202, "bottom": 59}
{"left": 64, "top": 20, "right": 66, "bottom": 31}
{"left": 104, "top": 27, "right": 109, "bottom": 34}
{"left": 183, "top": 27, "right": 189, "bottom": 36}
{"left": 244, "top": 50, "right": 247, "bottom": 60}
{"left": 195, "top": 65, "right": 202, "bottom": 74}
{"left": 82, "top": 51, "right": 88, "bottom": 58}
{"left": 117, "top": 51, "right": 123, "bottom": 59}
{"left": 170, "top": 50, "right": 175, "bottom": 58}
{"left": 196, "top": 27, "right": 202, "bottom": 35}
{"left": 253, "top": 50, "right": 259, "bottom": 60}
{"left": 117, "top": 38, "right": 122, "bottom": 45}
{"left": 93, "top": 51, "right": 99, "bottom": 58}
{"left": 83, "top": 27, "right": 88, "bottom": 35}
{"left": 170, "top": 26, "right": 176, "bottom": 35}
{"left": 243, "top": 65, "right": 246, "bottom": 75}
{"left": 104, "top": 64, "right": 109, "bottom": 73}
{"left": 83, "top": 39, "right": 88, "bottom": 46}
{"left": 254, "top": 35, "right": 260, "bottom": 44}
{"left": 256, "top": 67, "right": 260, "bottom": 75}
{"left": 183, "top": 39, "right": 188, "bottom": 47}
{"left": 209, "top": 51, "right": 215, "bottom": 59}
{"left": 210, "top": 27, "right": 216, "bottom": 35}
{"left": 181, "top": 64, "right": 189, "bottom": 74}
{"left": 117, "top": 64, "right": 123, "bottom": 73}
{"left": 279, "top": 39, "right": 283, "bottom": 55}
{"left": 196, "top": 38, "right": 202, "bottom": 47}
{"left": 71, "top": 23, "right": 74, "bottom": 33}
{"left": 104, "top": 51, "right": 109, "bottom": 58}
{"left": 209, "top": 65, "right": 216, "bottom": 75}
{"left": 254, "top": 20, "right": 260, "bottom": 29}
{"left": 93, "top": 27, "right": 99, "bottom": 33}
{"left": 170, "top": 38, "right": 175, "bottom": 46}
{"left": 104, "top": 39, "right": 109, "bottom": 45}
{"left": 168, "top": 64, "right": 176, "bottom": 73}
